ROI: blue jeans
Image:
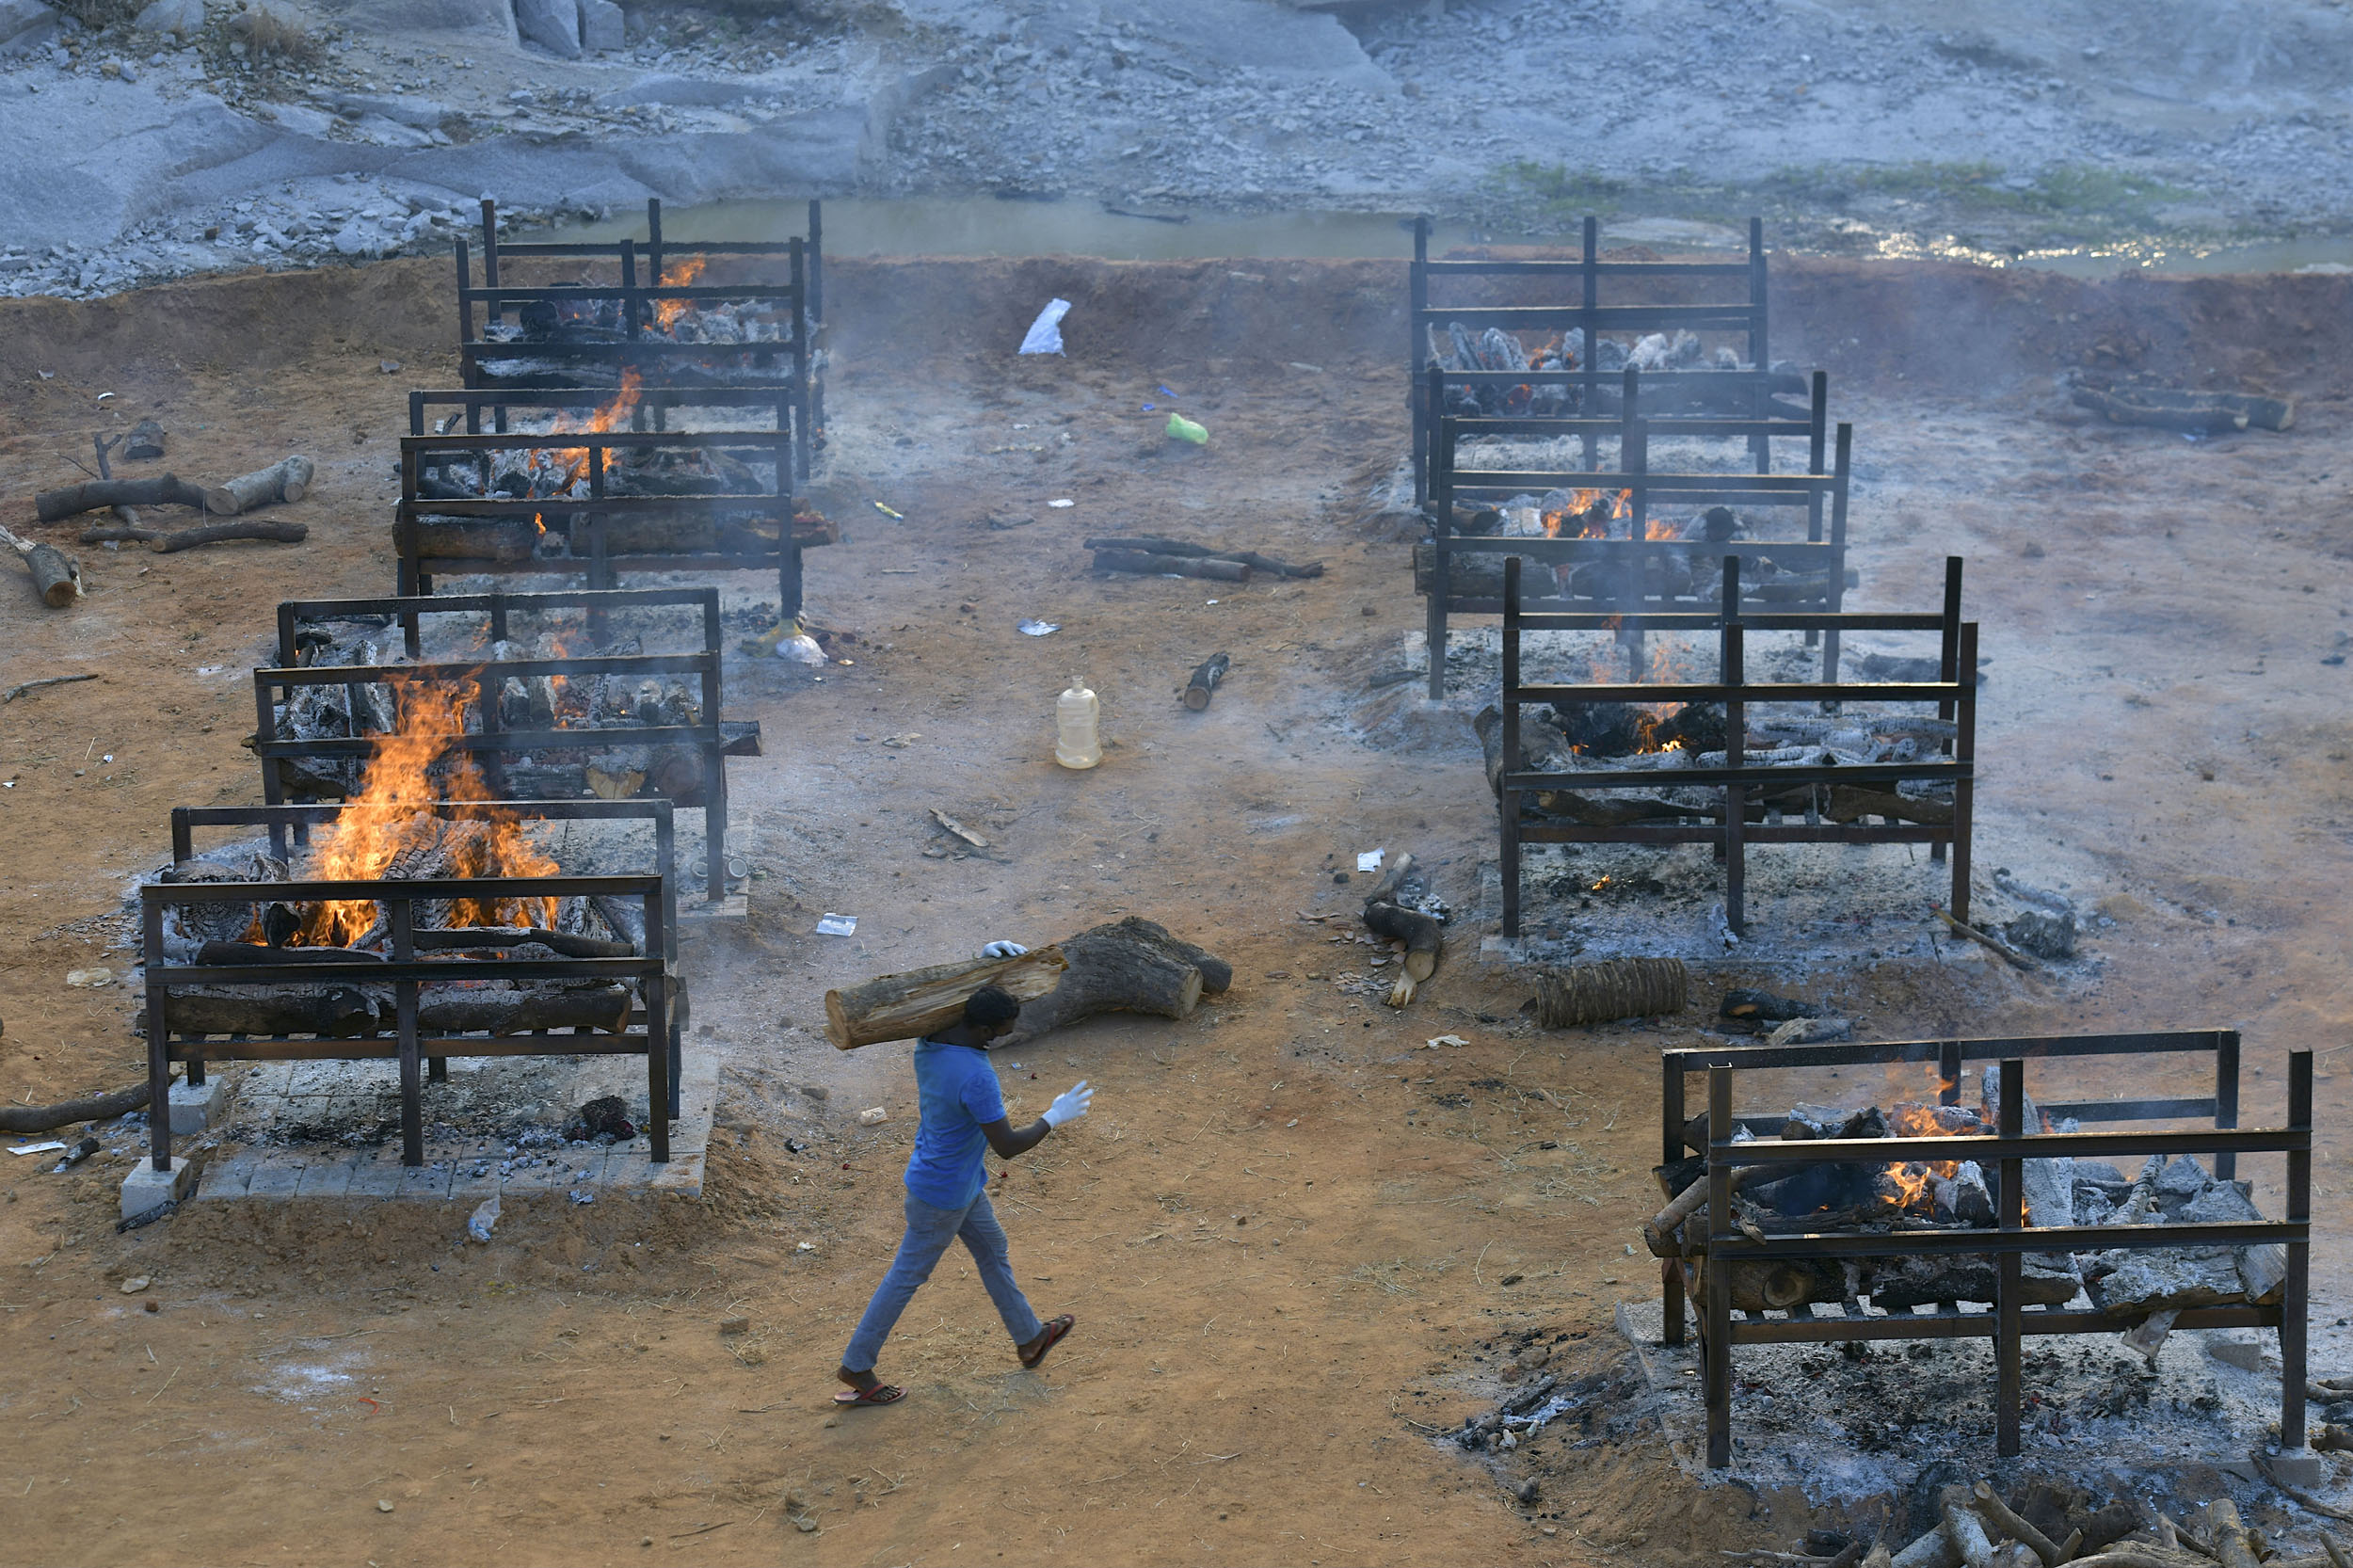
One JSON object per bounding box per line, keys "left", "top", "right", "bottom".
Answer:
{"left": 841, "top": 1188, "right": 1044, "bottom": 1373}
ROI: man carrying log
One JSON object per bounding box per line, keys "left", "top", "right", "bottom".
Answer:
{"left": 835, "top": 958, "right": 1092, "bottom": 1409}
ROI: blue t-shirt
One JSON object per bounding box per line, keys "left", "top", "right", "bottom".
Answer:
{"left": 903, "top": 1037, "right": 1006, "bottom": 1209}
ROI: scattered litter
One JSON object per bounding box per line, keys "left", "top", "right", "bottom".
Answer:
{"left": 568, "top": 1189, "right": 595, "bottom": 1205}
{"left": 120, "top": 1275, "right": 150, "bottom": 1294}
{"left": 378, "top": 360, "right": 401, "bottom": 375}
{"left": 778, "top": 632, "right": 826, "bottom": 665}
{"left": 1356, "top": 849, "right": 1385, "bottom": 873}
{"left": 377, "top": 1500, "right": 395, "bottom": 1513}
{"left": 1287, "top": 362, "right": 1325, "bottom": 374}
{"left": 1426, "top": 1034, "right": 1468, "bottom": 1049}
{"left": 816, "top": 914, "right": 857, "bottom": 936}
{"left": 1018, "top": 619, "right": 1061, "bottom": 636}
{"left": 65, "top": 968, "right": 114, "bottom": 987}
{"left": 1163, "top": 412, "right": 1209, "bottom": 445}
{"left": 95, "top": 392, "right": 114, "bottom": 402}
{"left": 857, "top": 1107, "right": 888, "bottom": 1126}
{"left": 986, "top": 513, "right": 1034, "bottom": 531}
{"left": 53, "top": 1137, "right": 99, "bottom": 1171}
{"left": 8, "top": 1140, "right": 67, "bottom": 1155}
{"left": 1157, "top": 385, "right": 1177, "bottom": 399}
{"left": 466, "top": 1194, "right": 500, "bottom": 1242}
{"left": 931, "top": 808, "right": 991, "bottom": 849}
{"left": 880, "top": 733, "right": 920, "bottom": 748}
{"left": 872, "top": 501, "right": 904, "bottom": 521}
{"left": 196, "top": 664, "right": 224, "bottom": 676}
{"left": 1017, "top": 297, "right": 1072, "bottom": 356}
{"left": 1047, "top": 499, "right": 1075, "bottom": 509}
{"left": 796, "top": 1240, "right": 816, "bottom": 1252}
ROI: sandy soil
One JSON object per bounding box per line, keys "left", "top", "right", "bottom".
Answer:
{"left": 1, "top": 251, "right": 2351, "bottom": 1564}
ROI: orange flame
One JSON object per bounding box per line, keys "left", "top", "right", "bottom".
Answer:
{"left": 1540, "top": 488, "right": 1634, "bottom": 540}
{"left": 1880, "top": 1104, "right": 1965, "bottom": 1213}
{"left": 291, "top": 673, "right": 559, "bottom": 947}
{"left": 654, "top": 256, "right": 708, "bottom": 331}
{"left": 546, "top": 370, "right": 645, "bottom": 490}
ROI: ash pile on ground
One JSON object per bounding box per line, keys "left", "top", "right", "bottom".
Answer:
{"left": 1433, "top": 1299, "right": 2352, "bottom": 1554}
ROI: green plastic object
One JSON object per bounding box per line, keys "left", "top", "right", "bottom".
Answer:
{"left": 1164, "top": 412, "right": 1209, "bottom": 445}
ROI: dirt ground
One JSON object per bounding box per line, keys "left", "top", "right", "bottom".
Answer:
{"left": 2, "top": 251, "right": 2352, "bottom": 1566}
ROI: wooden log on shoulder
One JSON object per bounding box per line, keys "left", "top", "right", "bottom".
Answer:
{"left": 826, "top": 947, "right": 1072, "bottom": 1050}
{"left": 998, "top": 919, "right": 1232, "bottom": 1045}
{"left": 204, "top": 456, "right": 313, "bottom": 515}
{"left": 1093, "top": 548, "right": 1249, "bottom": 583}
{"left": 35, "top": 473, "right": 212, "bottom": 521}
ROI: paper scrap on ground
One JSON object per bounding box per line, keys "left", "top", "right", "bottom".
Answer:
{"left": 1356, "top": 849, "right": 1385, "bottom": 872}
{"left": 1018, "top": 298, "right": 1072, "bottom": 355}
{"left": 1047, "top": 499, "right": 1075, "bottom": 509}
{"left": 816, "top": 914, "right": 857, "bottom": 936}
{"left": 1018, "top": 619, "right": 1060, "bottom": 636}
{"left": 1426, "top": 1035, "right": 1468, "bottom": 1050}
{"left": 8, "top": 1142, "right": 68, "bottom": 1156}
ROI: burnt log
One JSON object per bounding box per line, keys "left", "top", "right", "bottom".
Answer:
{"left": 1182, "top": 652, "right": 1229, "bottom": 711}
{"left": 412, "top": 927, "right": 637, "bottom": 958}
{"left": 195, "top": 942, "right": 386, "bottom": 966}
{"left": 1082, "top": 536, "right": 1323, "bottom": 579}
{"left": 1700, "top": 1256, "right": 1848, "bottom": 1314}
{"left": 1414, "top": 543, "right": 1522, "bottom": 599}
{"left": 0, "top": 523, "right": 80, "bottom": 607}
{"left": 600, "top": 515, "right": 720, "bottom": 554}
{"left": 417, "top": 983, "right": 633, "bottom": 1035}
{"left": 35, "top": 473, "right": 212, "bottom": 521}
{"left": 162, "top": 983, "right": 382, "bottom": 1037}
{"left": 1363, "top": 900, "right": 1441, "bottom": 1008}
{"left": 397, "top": 515, "right": 540, "bottom": 563}
{"left": 2072, "top": 386, "right": 2249, "bottom": 433}
{"left": 1823, "top": 786, "right": 1955, "bottom": 826}
{"left": 1865, "top": 1254, "right": 2084, "bottom": 1310}
{"left": 998, "top": 918, "right": 1233, "bottom": 1046}
{"left": 824, "top": 946, "right": 1072, "bottom": 1050}
{"left": 81, "top": 520, "right": 308, "bottom": 552}
{"left": 204, "top": 455, "right": 313, "bottom": 515}
{"left": 1092, "top": 548, "right": 1249, "bottom": 583}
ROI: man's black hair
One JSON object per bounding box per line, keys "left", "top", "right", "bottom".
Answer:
{"left": 964, "top": 985, "right": 1022, "bottom": 1027}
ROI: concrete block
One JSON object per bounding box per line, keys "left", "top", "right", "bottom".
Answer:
{"left": 168, "top": 1075, "right": 230, "bottom": 1136}
{"left": 120, "top": 1157, "right": 196, "bottom": 1221}
{"left": 345, "top": 1156, "right": 408, "bottom": 1198}
{"left": 296, "top": 1153, "right": 363, "bottom": 1198}
{"left": 2270, "top": 1448, "right": 2327, "bottom": 1488}
{"left": 580, "top": 0, "right": 622, "bottom": 52}
{"left": 600, "top": 1150, "right": 656, "bottom": 1189}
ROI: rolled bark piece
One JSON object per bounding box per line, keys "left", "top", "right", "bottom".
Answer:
{"left": 997, "top": 919, "right": 1230, "bottom": 1045}
{"left": 0, "top": 1080, "right": 153, "bottom": 1134}
{"left": 1183, "top": 652, "right": 1229, "bottom": 711}
{"left": 205, "top": 455, "right": 314, "bottom": 515}
{"left": 34, "top": 473, "right": 212, "bottom": 521}
{"left": 1363, "top": 900, "right": 1441, "bottom": 1007}
{"left": 1533, "top": 958, "right": 1689, "bottom": 1028}
{"left": 1092, "top": 548, "right": 1249, "bottom": 583}
{"left": 81, "top": 520, "right": 309, "bottom": 552}
{"left": 826, "top": 947, "right": 1072, "bottom": 1050}
{"left": 397, "top": 515, "right": 540, "bottom": 563}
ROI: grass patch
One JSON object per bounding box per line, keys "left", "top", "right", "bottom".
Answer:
{"left": 1486, "top": 161, "right": 1635, "bottom": 227}
{"left": 1764, "top": 160, "right": 2195, "bottom": 229}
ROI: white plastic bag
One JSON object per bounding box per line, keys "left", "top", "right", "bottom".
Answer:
{"left": 467, "top": 1194, "right": 501, "bottom": 1242}
{"left": 778, "top": 632, "right": 826, "bottom": 665}
{"left": 1018, "top": 298, "right": 1072, "bottom": 356}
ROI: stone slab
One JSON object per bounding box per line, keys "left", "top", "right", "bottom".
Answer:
{"left": 245, "top": 1160, "right": 307, "bottom": 1198}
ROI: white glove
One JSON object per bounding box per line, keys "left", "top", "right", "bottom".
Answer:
{"left": 979, "top": 940, "right": 1029, "bottom": 960}
{"left": 1042, "top": 1080, "right": 1092, "bottom": 1128}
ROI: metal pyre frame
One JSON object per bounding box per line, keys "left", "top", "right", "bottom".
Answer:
{"left": 145, "top": 799, "right": 683, "bottom": 1170}
{"left": 456, "top": 197, "right": 822, "bottom": 478}
{"left": 253, "top": 586, "right": 742, "bottom": 902}
{"left": 1424, "top": 405, "right": 1853, "bottom": 699}
{"left": 1409, "top": 214, "right": 1773, "bottom": 503}
{"left": 393, "top": 414, "right": 833, "bottom": 618}
{"left": 1496, "top": 555, "right": 1973, "bottom": 935}
{"left": 1657, "top": 1032, "right": 2310, "bottom": 1465}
